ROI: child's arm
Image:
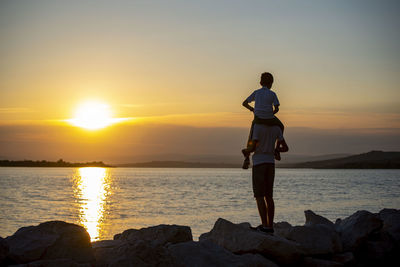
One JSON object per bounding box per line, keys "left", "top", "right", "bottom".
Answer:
{"left": 273, "top": 104, "right": 280, "bottom": 114}
{"left": 242, "top": 100, "right": 254, "bottom": 112}
{"left": 273, "top": 92, "right": 280, "bottom": 114}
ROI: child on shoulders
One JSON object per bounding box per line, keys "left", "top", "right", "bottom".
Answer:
{"left": 242, "top": 72, "right": 284, "bottom": 169}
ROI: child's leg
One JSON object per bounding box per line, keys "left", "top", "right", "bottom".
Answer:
{"left": 242, "top": 121, "right": 255, "bottom": 169}
{"left": 271, "top": 117, "right": 284, "bottom": 160}
{"left": 273, "top": 116, "right": 284, "bottom": 134}
{"left": 243, "top": 121, "right": 256, "bottom": 155}
{"left": 254, "top": 116, "right": 284, "bottom": 133}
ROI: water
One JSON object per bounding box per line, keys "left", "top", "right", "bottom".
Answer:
{"left": 0, "top": 167, "right": 399, "bottom": 241}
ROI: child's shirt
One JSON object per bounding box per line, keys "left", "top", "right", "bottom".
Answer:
{"left": 246, "top": 86, "right": 280, "bottom": 119}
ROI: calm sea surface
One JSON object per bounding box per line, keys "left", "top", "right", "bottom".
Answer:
{"left": 0, "top": 167, "right": 399, "bottom": 240}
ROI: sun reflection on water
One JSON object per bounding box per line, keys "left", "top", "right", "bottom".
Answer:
{"left": 73, "top": 167, "right": 112, "bottom": 241}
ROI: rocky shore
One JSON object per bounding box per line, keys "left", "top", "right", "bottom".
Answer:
{"left": 1, "top": 209, "right": 399, "bottom": 267}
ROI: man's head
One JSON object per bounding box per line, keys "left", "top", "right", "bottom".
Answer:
{"left": 260, "top": 72, "right": 274, "bottom": 88}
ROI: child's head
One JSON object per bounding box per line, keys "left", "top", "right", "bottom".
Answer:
{"left": 260, "top": 72, "right": 274, "bottom": 88}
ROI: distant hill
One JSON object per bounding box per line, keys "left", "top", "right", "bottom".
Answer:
{"left": 0, "top": 159, "right": 111, "bottom": 167}
{"left": 114, "top": 153, "right": 353, "bottom": 165}
{"left": 117, "top": 151, "right": 400, "bottom": 168}
{"left": 116, "top": 161, "right": 239, "bottom": 168}
{"left": 3, "top": 151, "right": 398, "bottom": 169}
{"left": 280, "top": 151, "right": 400, "bottom": 169}
{"left": 278, "top": 153, "right": 352, "bottom": 164}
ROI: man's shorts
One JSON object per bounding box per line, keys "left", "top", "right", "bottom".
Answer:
{"left": 252, "top": 163, "right": 275, "bottom": 198}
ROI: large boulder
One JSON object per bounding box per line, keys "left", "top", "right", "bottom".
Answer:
{"left": 302, "top": 257, "right": 343, "bottom": 267}
{"left": 5, "top": 221, "right": 94, "bottom": 264}
{"left": 354, "top": 230, "right": 398, "bottom": 266}
{"left": 92, "top": 239, "right": 125, "bottom": 266}
{"left": 304, "top": 210, "right": 335, "bottom": 229}
{"left": 285, "top": 224, "right": 342, "bottom": 255}
{"left": 335, "top": 210, "right": 382, "bottom": 251}
{"left": 0, "top": 237, "right": 9, "bottom": 264}
{"left": 9, "top": 258, "right": 91, "bottom": 267}
{"left": 331, "top": 252, "right": 355, "bottom": 265}
{"left": 168, "top": 240, "right": 278, "bottom": 267}
{"left": 114, "top": 224, "right": 192, "bottom": 246}
{"left": 92, "top": 238, "right": 177, "bottom": 267}
{"left": 272, "top": 221, "right": 292, "bottom": 239}
{"left": 364, "top": 236, "right": 395, "bottom": 261}
{"left": 379, "top": 208, "right": 400, "bottom": 244}
{"left": 199, "top": 218, "right": 303, "bottom": 265}
{"left": 94, "top": 225, "right": 192, "bottom": 267}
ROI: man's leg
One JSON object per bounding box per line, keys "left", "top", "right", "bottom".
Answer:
{"left": 265, "top": 195, "right": 275, "bottom": 228}
{"left": 253, "top": 164, "right": 268, "bottom": 225}
{"left": 264, "top": 163, "right": 275, "bottom": 229}
{"left": 255, "top": 197, "right": 268, "bottom": 226}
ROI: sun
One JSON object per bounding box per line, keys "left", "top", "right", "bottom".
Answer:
{"left": 67, "top": 101, "right": 125, "bottom": 130}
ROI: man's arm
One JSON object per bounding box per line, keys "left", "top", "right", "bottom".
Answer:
{"left": 276, "top": 138, "right": 289, "bottom": 152}
{"left": 273, "top": 104, "right": 280, "bottom": 114}
{"left": 242, "top": 100, "right": 254, "bottom": 112}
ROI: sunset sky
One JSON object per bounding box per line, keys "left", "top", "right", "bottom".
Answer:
{"left": 1, "top": 0, "right": 399, "bottom": 162}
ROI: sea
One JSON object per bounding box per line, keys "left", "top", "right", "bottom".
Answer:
{"left": 0, "top": 167, "right": 399, "bottom": 241}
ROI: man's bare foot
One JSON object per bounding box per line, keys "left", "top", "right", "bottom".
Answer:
{"left": 242, "top": 157, "right": 250, "bottom": 169}
{"left": 274, "top": 149, "right": 281, "bottom": 161}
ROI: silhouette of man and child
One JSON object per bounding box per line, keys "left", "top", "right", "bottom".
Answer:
{"left": 242, "top": 72, "right": 289, "bottom": 234}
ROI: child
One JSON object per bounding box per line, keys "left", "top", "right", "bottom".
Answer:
{"left": 242, "top": 72, "right": 284, "bottom": 169}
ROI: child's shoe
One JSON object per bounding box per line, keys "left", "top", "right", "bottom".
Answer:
{"left": 241, "top": 148, "right": 250, "bottom": 158}
{"left": 242, "top": 157, "right": 250, "bottom": 169}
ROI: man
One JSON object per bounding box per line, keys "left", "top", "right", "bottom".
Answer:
{"left": 241, "top": 72, "right": 285, "bottom": 169}
{"left": 250, "top": 123, "right": 288, "bottom": 233}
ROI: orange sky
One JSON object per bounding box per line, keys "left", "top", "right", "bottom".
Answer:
{"left": 0, "top": 1, "right": 399, "bottom": 160}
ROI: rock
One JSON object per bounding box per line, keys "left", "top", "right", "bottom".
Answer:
{"left": 273, "top": 221, "right": 292, "bottom": 239}
{"left": 9, "top": 258, "right": 91, "bottom": 267}
{"left": 114, "top": 224, "right": 192, "bottom": 246}
{"left": 199, "top": 218, "right": 303, "bottom": 265}
{"left": 379, "top": 208, "right": 400, "bottom": 243}
{"left": 5, "top": 221, "right": 94, "bottom": 264}
{"left": 285, "top": 224, "right": 342, "bottom": 255}
{"left": 304, "top": 210, "right": 335, "bottom": 229}
{"left": 92, "top": 239, "right": 124, "bottom": 249}
{"left": 302, "top": 257, "right": 343, "bottom": 267}
{"left": 238, "top": 222, "right": 252, "bottom": 229}
{"left": 353, "top": 230, "right": 399, "bottom": 267}
{"left": 335, "top": 210, "right": 382, "bottom": 251}
{"left": 92, "top": 240, "right": 125, "bottom": 266}
{"left": 352, "top": 230, "right": 395, "bottom": 264}
{"left": 331, "top": 252, "right": 355, "bottom": 265}
{"left": 364, "top": 238, "right": 394, "bottom": 260}
{"left": 92, "top": 238, "right": 177, "bottom": 267}
{"left": 0, "top": 237, "right": 9, "bottom": 263}
{"left": 169, "top": 240, "right": 278, "bottom": 267}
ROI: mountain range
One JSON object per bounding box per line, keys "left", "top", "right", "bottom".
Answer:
{"left": 117, "top": 151, "right": 400, "bottom": 169}
{"left": 278, "top": 151, "right": 400, "bottom": 169}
